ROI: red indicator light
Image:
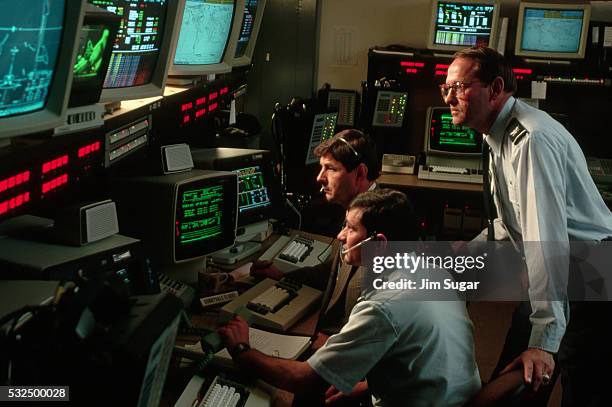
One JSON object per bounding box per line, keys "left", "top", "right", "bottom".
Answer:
{"left": 512, "top": 68, "right": 532, "bottom": 75}
{"left": 183, "top": 115, "right": 190, "bottom": 124}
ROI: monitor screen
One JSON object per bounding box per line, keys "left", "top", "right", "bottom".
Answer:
{"left": 234, "top": 0, "right": 259, "bottom": 58}
{"left": 175, "top": 177, "right": 236, "bottom": 261}
{"left": 191, "top": 148, "right": 278, "bottom": 228}
{"left": 428, "top": 107, "right": 482, "bottom": 155}
{"left": 90, "top": 0, "right": 168, "bottom": 88}
{"left": 236, "top": 165, "right": 272, "bottom": 215}
{"left": 429, "top": 0, "right": 499, "bottom": 51}
{"left": 0, "top": 0, "right": 84, "bottom": 139}
{"left": 68, "top": 6, "right": 121, "bottom": 108}
{"left": 89, "top": 0, "right": 179, "bottom": 102}
{"left": 173, "top": 0, "right": 236, "bottom": 66}
{"left": 515, "top": 3, "right": 590, "bottom": 59}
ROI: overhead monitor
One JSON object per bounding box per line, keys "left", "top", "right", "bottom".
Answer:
{"left": 428, "top": 0, "right": 500, "bottom": 52}
{"left": 68, "top": 5, "right": 121, "bottom": 108}
{"left": 168, "top": 0, "right": 242, "bottom": 77}
{"left": 426, "top": 107, "right": 482, "bottom": 156}
{"left": 191, "top": 148, "right": 279, "bottom": 264}
{"left": 515, "top": 3, "right": 591, "bottom": 60}
{"left": 0, "top": 0, "right": 85, "bottom": 139}
{"left": 111, "top": 170, "right": 238, "bottom": 281}
{"left": 89, "top": 0, "right": 180, "bottom": 103}
{"left": 231, "top": 0, "right": 267, "bottom": 67}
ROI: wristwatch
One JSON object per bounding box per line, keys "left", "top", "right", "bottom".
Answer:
{"left": 229, "top": 342, "right": 251, "bottom": 357}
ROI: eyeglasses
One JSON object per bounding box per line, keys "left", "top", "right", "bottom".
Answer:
{"left": 439, "top": 80, "right": 483, "bottom": 99}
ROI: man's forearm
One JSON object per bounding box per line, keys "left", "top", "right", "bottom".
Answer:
{"left": 233, "top": 349, "right": 328, "bottom": 394}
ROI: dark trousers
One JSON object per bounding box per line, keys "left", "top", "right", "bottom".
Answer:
{"left": 492, "top": 301, "right": 612, "bottom": 407}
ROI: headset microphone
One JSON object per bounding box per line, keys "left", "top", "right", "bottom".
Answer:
{"left": 341, "top": 232, "right": 378, "bottom": 255}
{"left": 320, "top": 186, "right": 325, "bottom": 193}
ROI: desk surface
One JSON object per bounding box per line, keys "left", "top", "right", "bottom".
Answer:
{"left": 378, "top": 173, "right": 483, "bottom": 193}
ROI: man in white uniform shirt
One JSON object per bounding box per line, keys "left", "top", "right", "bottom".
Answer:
{"left": 220, "top": 190, "right": 481, "bottom": 406}
{"left": 441, "top": 46, "right": 612, "bottom": 406}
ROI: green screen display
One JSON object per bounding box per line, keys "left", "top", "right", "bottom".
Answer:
{"left": 73, "top": 25, "right": 110, "bottom": 79}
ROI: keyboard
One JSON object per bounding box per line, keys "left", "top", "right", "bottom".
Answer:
{"left": 175, "top": 373, "right": 271, "bottom": 407}
{"left": 381, "top": 154, "right": 415, "bottom": 174}
{"left": 159, "top": 273, "right": 195, "bottom": 308}
{"left": 198, "top": 375, "right": 249, "bottom": 407}
{"left": 220, "top": 278, "right": 322, "bottom": 331}
{"left": 258, "top": 235, "right": 333, "bottom": 273}
{"left": 418, "top": 165, "right": 483, "bottom": 184}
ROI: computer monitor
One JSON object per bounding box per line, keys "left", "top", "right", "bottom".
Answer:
{"left": 68, "top": 5, "right": 120, "bottom": 108}
{"left": 111, "top": 170, "right": 238, "bottom": 282}
{"left": 89, "top": 0, "right": 180, "bottom": 103}
{"left": 426, "top": 107, "right": 482, "bottom": 156}
{"left": 515, "top": 2, "right": 591, "bottom": 60}
{"left": 0, "top": 0, "right": 85, "bottom": 140}
{"left": 191, "top": 148, "right": 278, "bottom": 264}
{"left": 428, "top": 0, "right": 500, "bottom": 52}
{"left": 231, "top": 0, "right": 267, "bottom": 67}
{"left": 168, "top": 0, "right": 242, "bottom": 77}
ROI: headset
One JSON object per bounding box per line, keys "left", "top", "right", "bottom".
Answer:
{"left": 341, "top": 231, "right": 379, "bottom": 255}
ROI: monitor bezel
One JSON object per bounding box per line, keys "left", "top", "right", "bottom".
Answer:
{"left": 230, "top": 0, "right": 267, "bottom": 67}
{"left": 425, "top": 107, "right": 483, "bottom": 157}
{"left": 167, "top": 0, "right": 242, "bottom": 77}
{"left": 514, "top": 2, "right": 591, "bottom": 60}
{"left": 97, "top": 0, "right": 181, "bottom": 103}
{"left": 427, "top": 0, "right": 500, "bottom": 52}
{"left": 0, "top": 0, "right": 85, "bottom": 139}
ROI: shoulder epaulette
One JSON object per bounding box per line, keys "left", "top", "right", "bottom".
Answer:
{"left": 505, "top": 118, "right": 529, "bottom": 145}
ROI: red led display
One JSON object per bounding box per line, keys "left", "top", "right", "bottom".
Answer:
{"left": 400, "top": 61, "right": 425, "bottom": 68}
{"left": 208, "top": 102, "right": 218, "bottom": 112}
{"left": 181, "top": 102, "right": 193, "bottom": 112}
{"left": 42, "top": 174, "right": 68, "bottom": 194}
{"left": 42, "top": 155, "right": 69, "bottom": 174}
{"left": 196, "top": 96, "right": 206, "bottom": 106}
{"left": 0, "top": 192, "right": 30, "bottom": 215}
{"left": 219, "top": 87, "right": 229, "bottom": 95}
{"left": 434, "top": 63, "right": 450, "bottom": 76}
{"left": 195, "top": 108, "right": 206, "bottom": 118}
{"left": 209, "top": 92, "right": 218, "bottom": 101}
{"left": 183, "top": 114, "right": 190, "bottom": 124}
{"left": 78, "top": 141, "right": 101, "bottom": 158}
{"left": 0, "top": 170, "right": 30, "bottom": 193}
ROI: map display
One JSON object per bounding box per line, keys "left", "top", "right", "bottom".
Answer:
{"left": 521, "top": 8, "right": 584, "bottom": 53}
{"left": 174, "top": 0, "right": 235, "bottom": 65}
{"left": 0, "top": 0, "right": 65, "bottom": 118}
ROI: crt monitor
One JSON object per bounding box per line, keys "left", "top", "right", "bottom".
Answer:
{"left": 515, "top": 2, "right": 591, "bottom": 60}
{"left": 111, "top": 170, "right": 238, "bottom": 282}
{"left": 428, "top": 0, "right": 500, "bottom": 52}
{"left": 426, "top": 107, "right": 482, "bottom": 156}
{"left": 0, "top": 0, "right": 85, "bottom": 139}
{"left": 68, "top": 4, "right": 120, "bottom": 108}
{"left": 191, "top": 148, "right": 278, "bottom": 263}
{"left": 230, "top": 0, "right": 267, "bottom": 67}
{"left": 89, "top": 0, "right": 180, "bottom": 103}
{"left": 168, "top": 0, "right": 242, "bottom": 76}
